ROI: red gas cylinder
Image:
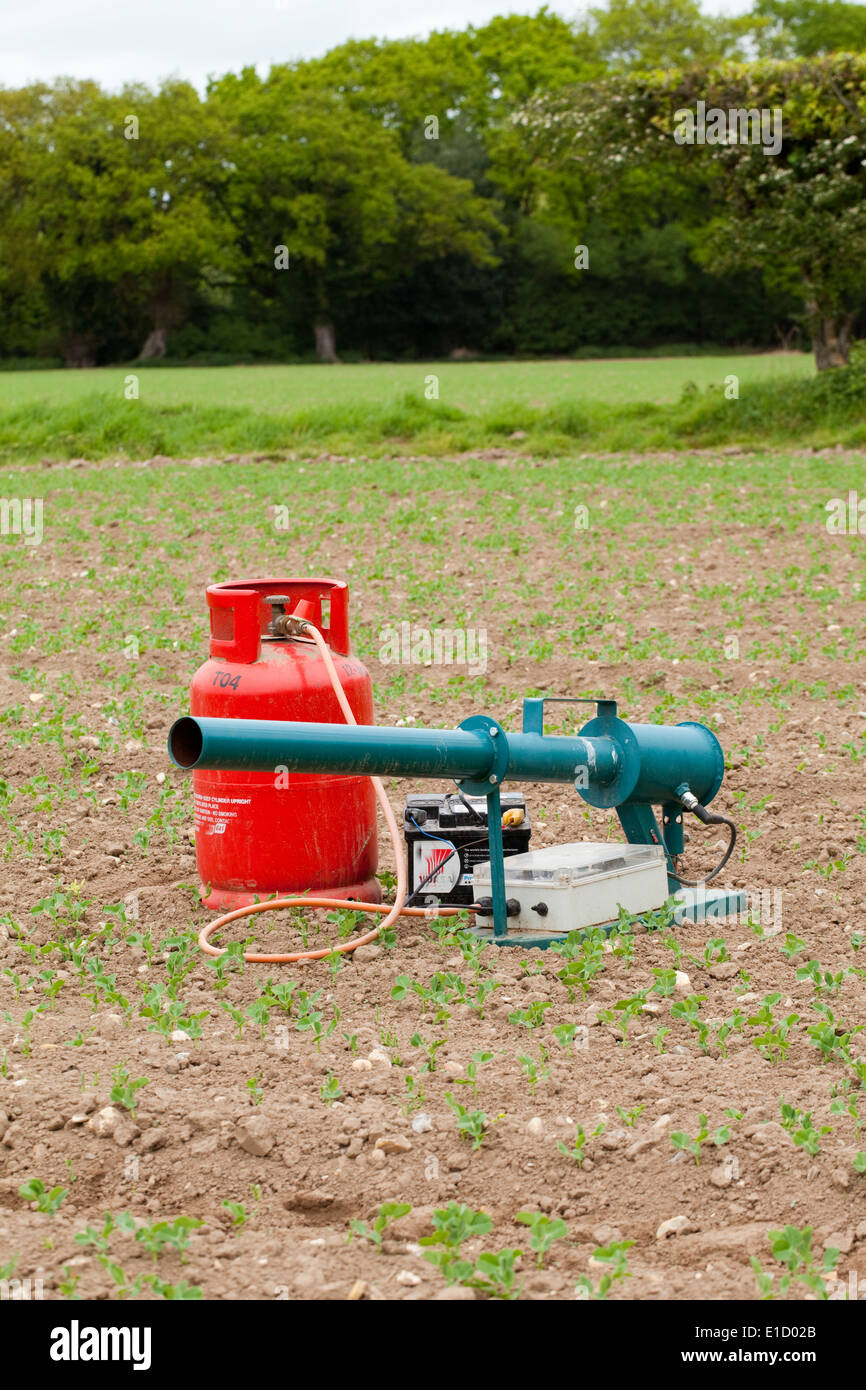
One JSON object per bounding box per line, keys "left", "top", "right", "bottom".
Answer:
{"left": 190, "top": 577, "right": 380, "bottom": 910}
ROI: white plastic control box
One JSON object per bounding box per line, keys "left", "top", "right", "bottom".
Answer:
{"left": 473, "top": 840, "right": 668, "bottom": 934}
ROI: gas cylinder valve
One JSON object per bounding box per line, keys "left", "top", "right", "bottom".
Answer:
{"left": 265, "top": 595, "right": 309, "bottom": 639}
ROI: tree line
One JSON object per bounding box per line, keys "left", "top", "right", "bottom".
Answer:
{"left": 1, "top": 0, "right": 866, "bottom": 370}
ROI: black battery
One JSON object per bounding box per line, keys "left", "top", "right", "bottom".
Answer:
{"left": 403, "top": 791, "right": 531, "bottom": 906}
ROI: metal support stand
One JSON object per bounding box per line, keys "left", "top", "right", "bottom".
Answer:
{"left": 485, "top": 786, "right": 507, "bottom": 941}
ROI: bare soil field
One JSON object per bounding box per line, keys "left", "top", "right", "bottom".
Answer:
{"left": 0, "top": 447, "right": 864, "bottom": 1302}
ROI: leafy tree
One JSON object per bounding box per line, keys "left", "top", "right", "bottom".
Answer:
{"left": 210, "top": 72, "right": 501, "bottom": 359}
{"left": 752, "top": 0, "right": 866, "bottom": 58}
{"left": 585, "top": 0, "right": 751, "bottom": 70}
{"left": 523, "top": 55, "right": 866, "bottom": 367}
{"left": 0, "top": 79, "right": 234, "bottom": 364}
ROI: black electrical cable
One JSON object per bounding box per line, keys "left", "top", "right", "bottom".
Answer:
{"left": 667, "top": 804, "right": 737, "bottom": 887}
{"left": 448, "top": 790, "right": 486, "bottom": 825}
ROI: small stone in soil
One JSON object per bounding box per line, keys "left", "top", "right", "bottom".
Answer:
{"left": 656, "top": 1215, "right": 699, "bottom": 1239}
{"left": 374, "top": 1135, "right": 412, "bottom": 1154}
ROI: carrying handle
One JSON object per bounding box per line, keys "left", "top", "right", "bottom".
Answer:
{"left": 522, "top": 696, "right": 617, "bottom": 735}
{"left": 206, "top": 578, "right": 351, "bottom": 664}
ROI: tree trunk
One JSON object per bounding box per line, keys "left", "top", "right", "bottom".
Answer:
{"left": 138, "top": 280, "right": 184, "bottom": 360}
{"left": 806, "top": 301, "right": 854, "bottom": 371}
{"left": 138, "top": 326, "right": 169, "bottom": 360}
{"left": 63, "top": 334, "right": 97, "bottom": 368}
{"left": 313, "top": 317, "right": 338, "bottom": 363}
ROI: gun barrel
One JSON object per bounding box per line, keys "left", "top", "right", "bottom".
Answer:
{"left": 168, "top": 712, "right": 723, "bottom": 809}
{"left": 168, "top": 715, "right": 619, "bottom": 786}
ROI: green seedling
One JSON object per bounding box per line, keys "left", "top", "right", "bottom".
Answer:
{"left": 714, "top": 1007, "right": 746, "bottom": 1059}
{"left": 245, "top": 998, "right": 270, "bottom": 1038}
{"left": 419, "top": 1202, "right": 494, "bottom": 1276}
{"left": 392, "top": 971, "right": 461, "bottom": 1022}
{"left": 294, "top": 988, "right": 325, "bottom": 1048}
{"left": 379, "top": 1023, "right": 399, "bottom": 1053}
{"left": 781, "top": 933, "right": 806, "bottom": 960}
{"left": 670, "top": 993, "right": 711, "bottom": 1052}
{"left": 652, "top": 1025, "right": 671, "bottom": 1053}
{"left": 452, "top": 929, "right": 488, "bottom": 973}
{"left": 326, "top": 907, "right": 366, "bottom": 942}
{"left": 222, "top": 1201, "right": 247, "bottom": 1232}
{"left": 454, "top": 1050, "right": 495, "bottom": 1100}
{"left": 796, "top": 953, "right": 851, "bottom": 994}
{"left": 670, "top": 1113, "right": 731, "bottom": 1165}
{"left": 347, "top": 1201, "right": 411, "bottom": 1252}
{"left": 410, "top": 1031, "right": 447, "bottom": 1073}
{"left": 552, "top": 1022, "right": 579, "bottom": 1055}
{"left": 219, "top": 1001, "right": 246, "bottom": 1038}
{"left": 641, "top": 898, "right": 680, "bottom": 934}
{"left": 518, "top": 1045, "right": 550, "bottom": 1097}
{"left": 662, "top": 931, "right": 686, "bottom": 967}
{"left": 576, "top": 1240, "right": 634, "bottom": 1301}
{"left": 651, "top": 967, "right": 678, "bottom": 998}
{"left": 17, "top": 1009, "right": 35, "bottom": 1057}
{"left": 829, "top": 1079, "right": 862, "bottom": 1135}
{"left": 751, "top": 1225, "right": 840, "bottom": 1301}
{"left": 779, "top": 1102, "right": 832, "bottom": 1156}
{"left": 557, "top": 1121, "right": 605, "bottom": 1168}
{"left": 598, "top": 990, "right": 649, "bottom": 1044}
{"left": 445, "top": 1092, "right": 489, "bottom": 1149}
{"left": 110, "top": 1061, "right": 149, "bottom": 1115}
{"left": 470, "top": 1248, "right": 523, "bottom": 1300}
{"left": 320, "top": 1072, "right": 342, "bottom": 1106}
{"left": 246, "top": 1072, "right": 263, "bottom": 1106}
{"left": 205, "top": 940, "right": 246, "bottom": 990}
{"left": 18, "top": 1178, "right": 68, "bottom": 1215}
{"left": 74, "top": 1212, "right": 134, "bottom": 1254}
{"left": 515, "top": 1211, "right": 568, "bottom": 1267}
{"left": 138, "top": 984, "right": 206, "bottom": 1041}
{"left": 688, "top": 936, "right": 729, "bottom": 970}
{"left": 135, "top": 1216, "right": 203, "bottom": 1262}
{"left": 419, "top": 1202, "right": 498, "bottom": 1288}
{"left": 98, "top": 1257, "right": 146, "bottom": 1301}
{"left": 616, "top": 1105, "right": 645, "bottom": 1128}
{"left": 808, "top": 1007, "right": 859, "bottom": 1064}
{"left": 747, "top": 993, "right": 799, "bottom": 1063}
{"left": 398, "top": 1073, "right": 425, "bottom": 1116}
{"left": 507, "top": 1000, "right": 552, "bottom": 1031}
{"left": 608, "top": 927, "right": 635, "bottom": 969}
{"left": 467, "top": 977, "right": 500, "bottom": 1017}
{"left": 150, "top": 1277, "right": 203, "bottom": 1300}
{"left": 554, "top": 929, "right": 607, "bottom": 999}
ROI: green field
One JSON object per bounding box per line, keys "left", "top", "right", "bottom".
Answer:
{"left": 1, "top": 350, "right": 863, "bottom": 463}
{"left": 0, "top": 353, "right": 813, "bottom": 414}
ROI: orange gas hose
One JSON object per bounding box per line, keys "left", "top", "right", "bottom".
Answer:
{"left": 196, "top": 620, "right": 470, "bottom": 964}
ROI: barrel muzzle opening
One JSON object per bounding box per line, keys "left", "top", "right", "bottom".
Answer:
{"left": 169, "top": 717, "right": 203, "bottom": 769}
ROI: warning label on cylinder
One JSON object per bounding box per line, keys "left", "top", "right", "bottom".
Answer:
{"left": 194, "top": 792, "right": 252, "bottom": 837}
